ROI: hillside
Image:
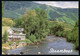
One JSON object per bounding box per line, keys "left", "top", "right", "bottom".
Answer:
{"left": 3, "top": 1, "right": 78, "bottom": 25}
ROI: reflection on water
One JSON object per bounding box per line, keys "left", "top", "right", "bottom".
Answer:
{"left": 6, "top": 36, "right": 79, "bottom": 55}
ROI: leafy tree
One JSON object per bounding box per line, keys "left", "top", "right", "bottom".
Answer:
{"left": 67, "top": 20, "right": 79, "bottom": 50}
{"left": 2, "top": 17, "right": 14, "bottom": 27}
{"left": 14, "top": 8, "right": 49, "bottom": 40}
{"left": 50, "top": 23, "right": 64, "bottom": 35}
{"left": 3, "top": 30, "right": 8, "bottom": 43}
{"left": 13, "top": 18, "right": 23, "bottom": 28}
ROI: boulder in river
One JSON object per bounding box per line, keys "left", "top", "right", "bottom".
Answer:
{"left": 20, "top": 52, "right": 24, "bottom": 55}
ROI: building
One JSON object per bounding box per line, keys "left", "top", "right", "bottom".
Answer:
{"left": 8, "top": 27, "right": 26, "bottom": 41}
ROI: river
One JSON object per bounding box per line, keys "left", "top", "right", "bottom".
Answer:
{"left": 6, "top": 36, "right": 79, "bottom": 55}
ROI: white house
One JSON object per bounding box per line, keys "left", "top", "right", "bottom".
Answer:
{"left": 8, "top": 27, "right": 26, "bottom": 41}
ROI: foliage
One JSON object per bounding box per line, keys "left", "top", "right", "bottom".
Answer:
{"left": 10, "top": 46, "right": 12, "bottom": 49}
{"left": 13, "top": 18, "right": 23, "bottom": 28}
{"left": 30, "top": 34, "right": 36, "bottom": 42}
{"left": 22, "top": 39, "right": 32, "bottom": 43}
{"left": 49, "top": 21, "right": 73, "bottom": 37}
{"left": 49, "top": 23, "right": 64, "bottom": 35}
{"left": 2, "top": 17, "right": 14, "bottom": 27}
{"left": 16, "top": 40, "right": 20, "bottom": 44}
{"left": 2, "top": 48, "right": 7, "bottom": 53}
{"left": 3, "top": 1, "right": 78, "bottom": 25}
{"left": 67, "top": 20, "right": 79, "bottom": 50}
{"left": 55, "top": 31, "right": 63, "bottom": 37}
{"left": 8, "top": 41, "right": 13, "bottom": 44}
{"left": 14, "top": 8, "right": 49, "bottom": 41}
{"left": 3, "top": 30, "right": 8, "bottom": 43}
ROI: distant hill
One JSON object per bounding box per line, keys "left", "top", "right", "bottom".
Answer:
{"left": 3, "top": 1, "right": 79, "bottom": 25}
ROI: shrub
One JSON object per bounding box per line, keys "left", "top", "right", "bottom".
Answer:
{"left": 30, "top": 34, "right": 36, "bottom": 42}
{"left": 3, "top": 30, "right": 8, "bottom": 43}
{"left": 2, "top": 48, "right": 7, "bottom": 53}
{"left": 74, "top": 38, "right": 79, "bottom": 50}
{"left": 62, "top": 31, "right": 69, "bottom": 37}
{"left": 16, "top": 41, "right": 20, "bottom": 44}
{"left": 22, "top": 39, "right": 32, "bottom": 43}
{"left": 10, "top": 46, "right": 12, "bottom": 49}
{"left": 8, "top": 41, "right": 13, "bottom": 44}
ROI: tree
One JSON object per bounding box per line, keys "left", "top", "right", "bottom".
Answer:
{"left": 14, "top": 8, "right": 49, "bottom": 40}
{"left": 3, "top": 30, "right": 8, "bottom": 43}
{"left": 13, "top": 18, "right": 23, "bottom": 28}
{"left": 67, "top": 20, "right": 79, "bottom": 50}
{"left": 50, "top": 23, "right": 64, "bottom": 35}
{"left": 2, "top": 1, "right": 4, "bottom": 16}
{"left": 2, "top": 17, "right": 14, "bottom": 27}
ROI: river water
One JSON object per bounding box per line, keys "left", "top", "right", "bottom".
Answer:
{"left": 6, "top": 36, "right": 79, "bottom": 55}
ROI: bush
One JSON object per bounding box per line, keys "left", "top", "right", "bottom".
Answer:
{"left": 3, "top": 30, "right": 8, "bottom": 43}
{"left": 10, "top": 46, "right": 12, "bottom": 49}
{"left": 22, "top": 39, "right": 32, "bottom": 43}
{"left": 30, "top": 34, "right": 36, "bottom": 42}
{"left": 16, "top": 41, "right": 20, "bottom": 44}
{"left": 8, "top": 41, "right": 13, "bottom": 44}
{"left": 66, "top": 32, "right": 72, "bottom": 42}
{"left": 2, "top": 48, "right": 7, "bottom": 53}
{"left": 62, "top": 31, "right": 69, "bottom": 37}
{"left": 74, "top": 38, "right": 79, "bottom": 50}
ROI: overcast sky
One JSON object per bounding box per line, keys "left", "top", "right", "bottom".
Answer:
{"left": 34, "top": 1, "right": 79, "bottom": 8}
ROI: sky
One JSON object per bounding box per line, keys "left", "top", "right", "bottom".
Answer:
{"left": 34, "top": 1, "right": 79, "bottom": 8}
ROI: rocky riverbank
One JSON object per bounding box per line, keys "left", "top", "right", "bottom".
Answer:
{"left": 2, "top": 38, "right": 46, "bottom": 55}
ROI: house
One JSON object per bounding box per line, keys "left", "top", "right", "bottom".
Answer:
{"left": 8, "top": 27, "right": 26, "bottom": 41}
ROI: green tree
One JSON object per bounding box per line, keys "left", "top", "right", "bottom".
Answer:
{"left": 30, "top": 34, "right": 36, "bottom": 42}
{"left": 13, "top": 18, "right": 23, "bottom": 28}
{"left": 67, "top": 20, "right": 79, "bottom": 50}
{"left": 3, "top": 30, "right": 8, "bottom": 43}
{"left": 14, "top": 8, "right": 49, "bottom": 40}
{"left": 50, "top": 23, "right": 64, "bottom": 35}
